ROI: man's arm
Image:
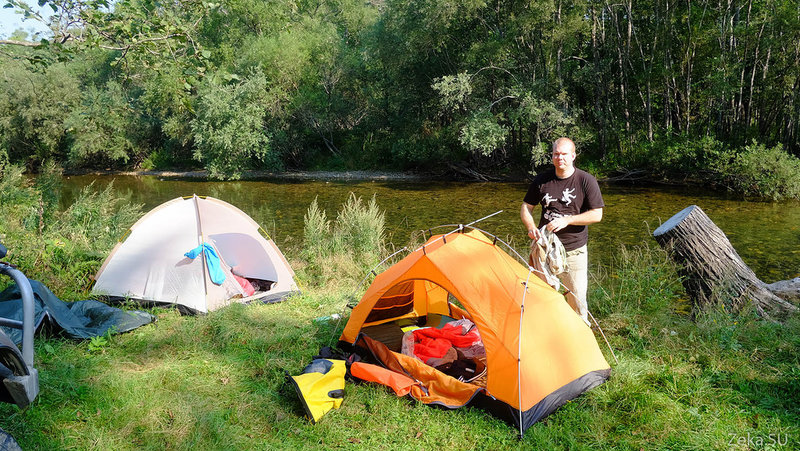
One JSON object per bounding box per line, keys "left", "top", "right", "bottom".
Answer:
{"left": 520, "top": 202, "right": 541, "bottom": 240}
{"left": 545, "top": 208, "right": 603, "bottom": 233}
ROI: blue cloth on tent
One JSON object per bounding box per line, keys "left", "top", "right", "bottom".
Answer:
{"left": 184, "top": 243, "right": 226, "bottom": 285}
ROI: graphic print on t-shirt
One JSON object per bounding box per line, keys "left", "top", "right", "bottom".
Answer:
{"left": 560, "top": 188, "right": 576, "bottom": 206}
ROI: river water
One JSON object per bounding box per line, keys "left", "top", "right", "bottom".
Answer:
{"left": 61, "top": 175, "right": 800, "bottom": 283}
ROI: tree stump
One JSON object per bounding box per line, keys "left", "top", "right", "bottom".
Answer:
{"left": 653, "top": 205, "right": 798, "bottom": 320}
{"left": 765, "top": 278, "right": 800, "bottom": 302}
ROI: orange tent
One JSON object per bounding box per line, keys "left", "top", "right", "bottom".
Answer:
{"left": 340, "top": 228, "right": 610, "bottom": 435}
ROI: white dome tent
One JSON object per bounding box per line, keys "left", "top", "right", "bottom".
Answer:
{"left": 92, "top": 195, "right": 299, "bottom": 313}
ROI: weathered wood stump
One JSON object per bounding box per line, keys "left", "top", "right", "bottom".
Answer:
{"left": 765, "top": 278, "right": 800, "bottom": 302}
{"left": 653, "top": 205, "right": 798, "bottom": 320}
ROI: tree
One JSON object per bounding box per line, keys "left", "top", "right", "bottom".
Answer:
{"left": 190, "top": 71, "right": 276, "bottom": 180}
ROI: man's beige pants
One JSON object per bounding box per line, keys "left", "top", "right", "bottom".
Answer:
{"left": 562, "top": 245, "right": 589, "bottom": 325}
{"left": 531, "top": 244, "right": 589, "bottom": 325}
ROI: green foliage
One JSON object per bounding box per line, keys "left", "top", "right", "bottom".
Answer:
{"left": 432, "top": 72, "right": 472, "bottom": 112}
{"left": 191, "top": 72, "right": 279, "bottom": 180}
{"left": 0, "top": 164, "right": 37, "bottom": 214}
{"left": 63, "top": 81, "right": 137, "bottom": 167}
{"left": 302, "top": 197, "right": 330, "bottom": 258}
{"left": 613, "top": 136, "right": 800, "bottom": 200}
{"left": 726, "top": 142, "right": 800, "bottom": 200}
{"left": 3, "top": 0, "right": 800, "bottom": 196}
{"left": 1, "top": 202, "right": 799, "bottom": 448}
{"left": 513, "top": 93, "right": 577, "bottom": 148}
{"left": 0, "top": 165, "right": 141, "bottom": 295}
{"left": 0, "top": 59, "right": 80, "bottom": 165}
{"left": 0, "top": 149, "right": 8, "bottom": 171}
{"left": 33, "top": 160, "right": 63, "bottom": 231}
{"left": 302, "top": 193, "right": 385, "bottom": 286}
{"left": 388, "top": 131, "right": 457, "bottom": 169}
{"left": 53, "top": 181, "right": 141, "bottom": 247}
{"left": 620, "top": 135, "right": 731, "bottom": 179}
{"left": 459, "top": 110, "right": 508, "bottom": 157}
{"left": 136, "top": 64, "right": 197, "bottom": 159}
{"left": 593, "top": 242, "right": 685, "bottom": 318}
{"left": 136, "top": 148, "right": 173, "bottom": 171}
{"left": 87, "top": 327, "right": 115, "bottom": 354}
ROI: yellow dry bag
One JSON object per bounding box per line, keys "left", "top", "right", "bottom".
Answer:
{"left": 288, "top": 359, "right": 346, "bottom": 423}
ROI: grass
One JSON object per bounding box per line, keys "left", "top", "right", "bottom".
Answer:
{"left": 1, "top": 167, "right": 798, "bottom": 449}
{"left": 5, "top": 286, "right": 797, "bottom": 450}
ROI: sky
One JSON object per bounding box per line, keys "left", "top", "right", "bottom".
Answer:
{"left": 0, "top": 1, "right": 52, "bottom": 39}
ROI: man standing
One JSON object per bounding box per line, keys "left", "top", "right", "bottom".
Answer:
{"left": 520, "top": 137, "right": 604, "bottom": 325}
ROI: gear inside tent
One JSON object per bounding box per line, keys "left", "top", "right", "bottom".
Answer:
{"left": 92, "top": 195, "right": 300, "bottom": 313}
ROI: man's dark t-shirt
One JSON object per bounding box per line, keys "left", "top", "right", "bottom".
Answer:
{"left": 523, "top": 168, "right": 604, "bottom": 251}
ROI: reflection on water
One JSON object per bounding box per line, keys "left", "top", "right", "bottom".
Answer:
{"left": 61, "top": 175, "right": 800, "bottom": 282}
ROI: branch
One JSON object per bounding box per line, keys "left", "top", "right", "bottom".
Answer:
{"left": 96, "top": 33, "right": 188, "bottom": 52}
{"left": 470, "top": 65, "right": 518, "bottom": 83}
{"left": 0, "top": 39, "right": 42, "bottom": 47}
{"left": 489, "top": 95, "right": 518, "bottom": 110}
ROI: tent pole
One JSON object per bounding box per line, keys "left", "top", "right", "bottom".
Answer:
{"left": 589, "top": 311, "right": 619, "bottom": 364}
{"left": 465, "top": 210, "right": 503, "bottom": 227}
{"left": 193, "top": 195, "right": 210, "bottom": 303}
{"left": 518, "top": 268, "right": 533, "bottom": 436}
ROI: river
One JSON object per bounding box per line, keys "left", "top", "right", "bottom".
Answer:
{"left": 60, "top": 174, "right": 800, "bottom": 283}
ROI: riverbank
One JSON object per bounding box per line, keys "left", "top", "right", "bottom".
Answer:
{"left": 63, "top": 169, "right": 436, "bottom": 182}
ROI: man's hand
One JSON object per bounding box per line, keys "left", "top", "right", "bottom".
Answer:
{"left": 545, "top": 216, "right": 571, "bottom": 232}
{"left": 527, "top": 227, "right": 542, "bottom": 241}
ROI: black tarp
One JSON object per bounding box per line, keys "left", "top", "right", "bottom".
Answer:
{"left": 0, "top": 280, "right": 154, "bottom": 345}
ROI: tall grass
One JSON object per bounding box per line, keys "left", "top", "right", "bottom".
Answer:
{"left": 584, "top": 243, "right": 800, "bottom": 449}
{"left": 301, "top": 193, "right": 386, "bottom": 288}
{"left": 0, "top": 164, "right": 141, "bottom": 297}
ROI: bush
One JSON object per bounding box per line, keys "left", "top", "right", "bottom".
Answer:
{"left": 64, "top": 81, "right": 139, "bottom": 168}
{"left": 615, "top": 136, "right": 800, "bottom": 200}
{"left": 0, "top": 60, "right": 80, "bottom": 166}
{"left": 191, "top": 72, "right": 281, "bottom": 180}
{"left": 623, "top": 135, "right": 732, "bottom": 179}
{"left": 725, "top": 142, "right": 800, "bottom": 200}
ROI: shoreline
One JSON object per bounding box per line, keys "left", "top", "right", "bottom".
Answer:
{"left": 60, "top": 168, "right": 699, "bottom": 187}
{"left": 63, "top": 169, "right": 472, "bottom": 182}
